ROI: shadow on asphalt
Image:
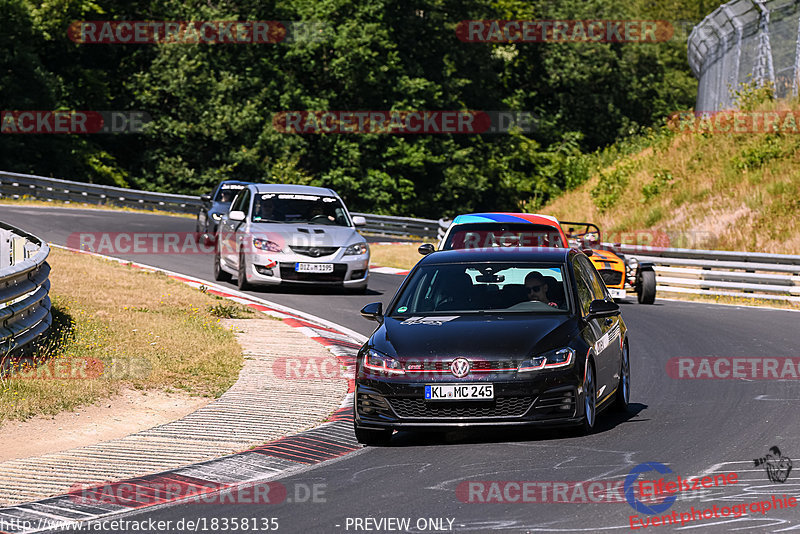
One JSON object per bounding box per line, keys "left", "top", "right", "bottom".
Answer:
{"left": 220, "top": 283, "right": 385, "bottom": 297}
{"left": 384, "top": 403, "right": 648, "bottom": 447}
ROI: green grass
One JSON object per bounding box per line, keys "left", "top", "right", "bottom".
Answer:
{"left": 0, "top": 248, "right": 245, "bottom": 423}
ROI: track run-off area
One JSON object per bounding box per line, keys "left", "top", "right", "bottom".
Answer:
{"left": 2, "top": 205, "right": 800, "bottom": 534}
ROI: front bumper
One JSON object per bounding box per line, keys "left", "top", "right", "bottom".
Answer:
{"left": 242, "top": 250, "right": 369, "bottom": 287}
{"left": 355, "top": 372, "right": 583, "bottom": 429}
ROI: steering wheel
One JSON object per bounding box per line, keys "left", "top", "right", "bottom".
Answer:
{"left": 310, "top": 214, "right": 331, "bottom": 223}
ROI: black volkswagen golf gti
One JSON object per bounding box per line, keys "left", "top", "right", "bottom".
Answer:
{"left": 354, "top": 247, "right": 630, "bottom": 445}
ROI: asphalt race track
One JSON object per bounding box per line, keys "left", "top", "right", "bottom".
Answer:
{"left": 3, "top": 205, "right": 800, "bottom": 533}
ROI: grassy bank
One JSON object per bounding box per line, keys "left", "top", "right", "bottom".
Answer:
{"left": 0, "top": 248, "right": 249, "bottom": 423}
{"left": 541, "top": 98, "right": 800, "bottom": 255}
{"left": 370, "top": 243, "right": 424, "bottom": 271}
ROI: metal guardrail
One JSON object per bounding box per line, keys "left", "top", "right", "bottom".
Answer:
{"left": 614, "top": 243, "right": 800, "bottom": 303}
{"left": 0, "top": 171, "right": 441, "bottom": 238}
{"left": 0, "top": 171, "right": 202, "bottom": 214}
{"left": 0, "top": 222, "right": 52, "bottom": 362}
{"left": 352, "top": 212, "right": 439, "bottom": 239}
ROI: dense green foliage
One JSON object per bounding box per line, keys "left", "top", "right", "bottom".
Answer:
{"left": 1, "top": 0, "right": 722, "bottom": 217}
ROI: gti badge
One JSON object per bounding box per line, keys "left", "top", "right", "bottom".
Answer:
{"left": 450, "top": 358, "right": 471, "bottom": 378}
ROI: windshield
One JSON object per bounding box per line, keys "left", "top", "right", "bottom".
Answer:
{"left": 390, "top": 262, "right": 570, "bottom": 316}
{"left": 252, "top": 193, "right": 351, "bottom": 226}
{"left": 443, "top": 223, "right": 565, "bottom": 250}
{"left": 214, "top": 183, "right": 247, "bottom": 203}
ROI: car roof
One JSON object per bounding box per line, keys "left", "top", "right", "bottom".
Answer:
{"left": 251, "top": 183, "right": 336, "bottom": 196}
{"left": 450, "top": 212, "right": 561, "bottom": 227}
{"left": 419, "top": 247, "right": 574, "bottom": 265}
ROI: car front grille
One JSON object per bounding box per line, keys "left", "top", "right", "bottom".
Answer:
{"left": 289, "top": 246, "right": 339, "bottom": 257}
{"left": 599, "top": 269, "right": 624, "bottom": 286}
{"left": 389, "top": 396, "right": 534, "bottom": 419}
{"left": 407, "top": 360, "right": 519, "bottom": 372}
{"left": 279, "top": 263, "right": 347, "bottom": 282}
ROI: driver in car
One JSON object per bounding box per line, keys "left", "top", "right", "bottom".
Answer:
{"left": 524, "top": 272, "right": 558, "bottom": 307}
{"left": 253, "top": 199, "right": 277, "bottom": 221}
{"left": 308, "top": 205, "right": 335, "bottom": 223}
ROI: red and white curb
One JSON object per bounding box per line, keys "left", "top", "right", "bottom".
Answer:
{"left": 0, "top": 246, "right": 366, "bottom": 534}
{"left": 368, "top": 264, "right": 409, "bottom": 276}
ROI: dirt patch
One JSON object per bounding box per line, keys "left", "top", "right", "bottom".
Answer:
{"left": 0, "top": 388, "right": 209, "bottom": 462}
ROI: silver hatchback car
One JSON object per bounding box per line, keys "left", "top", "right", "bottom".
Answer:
{"left": 214, "top": 184, "right": 370, "bottom": 292}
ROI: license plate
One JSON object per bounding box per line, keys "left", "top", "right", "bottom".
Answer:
{"left": 425, "top": 384, "right": 494, "bottom": 401}
{"left": 609, "top": 288, "right": 626, "bottom": 299}
{"left": 295, "top": 263, "right": 334, "bottom": 273}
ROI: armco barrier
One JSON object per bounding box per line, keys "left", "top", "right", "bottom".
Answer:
{"left": 351, "top": 212, "right": 439, "bottom": 239}
{"left": 0, "top": 222, "right": 52, "bottom": 360}
{"left": 0, "top": 171, "right": 440, "bottom": 238}
{"left": 0, "top": 171, "right": 201, "bottom": 214}
{"left": 615, "top": 243, "right": 800, "bottom": 303}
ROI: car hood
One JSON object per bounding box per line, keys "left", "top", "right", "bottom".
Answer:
{"left": 371, "top": 314, "right": 576, "bottom": 361}
{"left": 248, "top": 223, "right": 362, "bottom": 248}
{"left": 591, "top": 249, "right": 624, "bottom": 266}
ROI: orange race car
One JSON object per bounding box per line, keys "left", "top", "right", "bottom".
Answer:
{"left": 561, "top": 221, "right": 656, "bottom": 304}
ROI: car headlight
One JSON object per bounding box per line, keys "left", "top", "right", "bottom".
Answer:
{"left": 362, "top": 349, "right": 405, "bottom": 375}
{"left": 253, "top": 238, "right": 283, "bottom": 252}
{"left": 518, "top": 348, "right": 574, "bottom": 372}
{"left": 343, "top": 242, "right": 369, "bottom": 256}
{"left": 211, "top": 213, "right": 223, "bottom": 221}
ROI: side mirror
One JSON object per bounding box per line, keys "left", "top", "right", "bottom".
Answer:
{"left": 200, "top": 194, "right": 212, "bottom": 203}
{"left": 352, "top": 216, "right": 367, "bottom": 226}
{"left": 228, "top": 210, "right": 245, "bottom": 222}
{"left": 418, "top": 243, "right": 435, "bottom": 255}
{"left": 360, "top": 302, "right": 383, "bottom": 322}
{"left": 588, "top": 299, "right": 619, "bottom": 318}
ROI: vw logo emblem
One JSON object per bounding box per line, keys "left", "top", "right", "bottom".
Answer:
{"left": 310, "top": 248, "right": 321, "bottom": 257}
{"left": 450, "top": 358, "right": 471, "bottom": 378}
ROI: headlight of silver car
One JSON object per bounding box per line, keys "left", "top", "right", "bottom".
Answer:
{"left": 344, "top": 242, "right": 369, "bottom": 256}
{"left": 518, "top": 348, "right": 575, "bottom": 372}
{"left": 253, "top": 238, "right": 283, "bottom": 252}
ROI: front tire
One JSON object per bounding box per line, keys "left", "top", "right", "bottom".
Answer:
{"left": 577, "top": 362, "right": 597, "bottom": 435}
{"left": 237, "top": 249, "right": 251, "bottom": 291}
{"left": 637, "top": 269, "right": 656, "bottom": 304}
{"left": 613, "top": 342, "right": 630, "bottom": 412}
{"left": 213, "top": 245, "right": 232, "bottom": 282}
